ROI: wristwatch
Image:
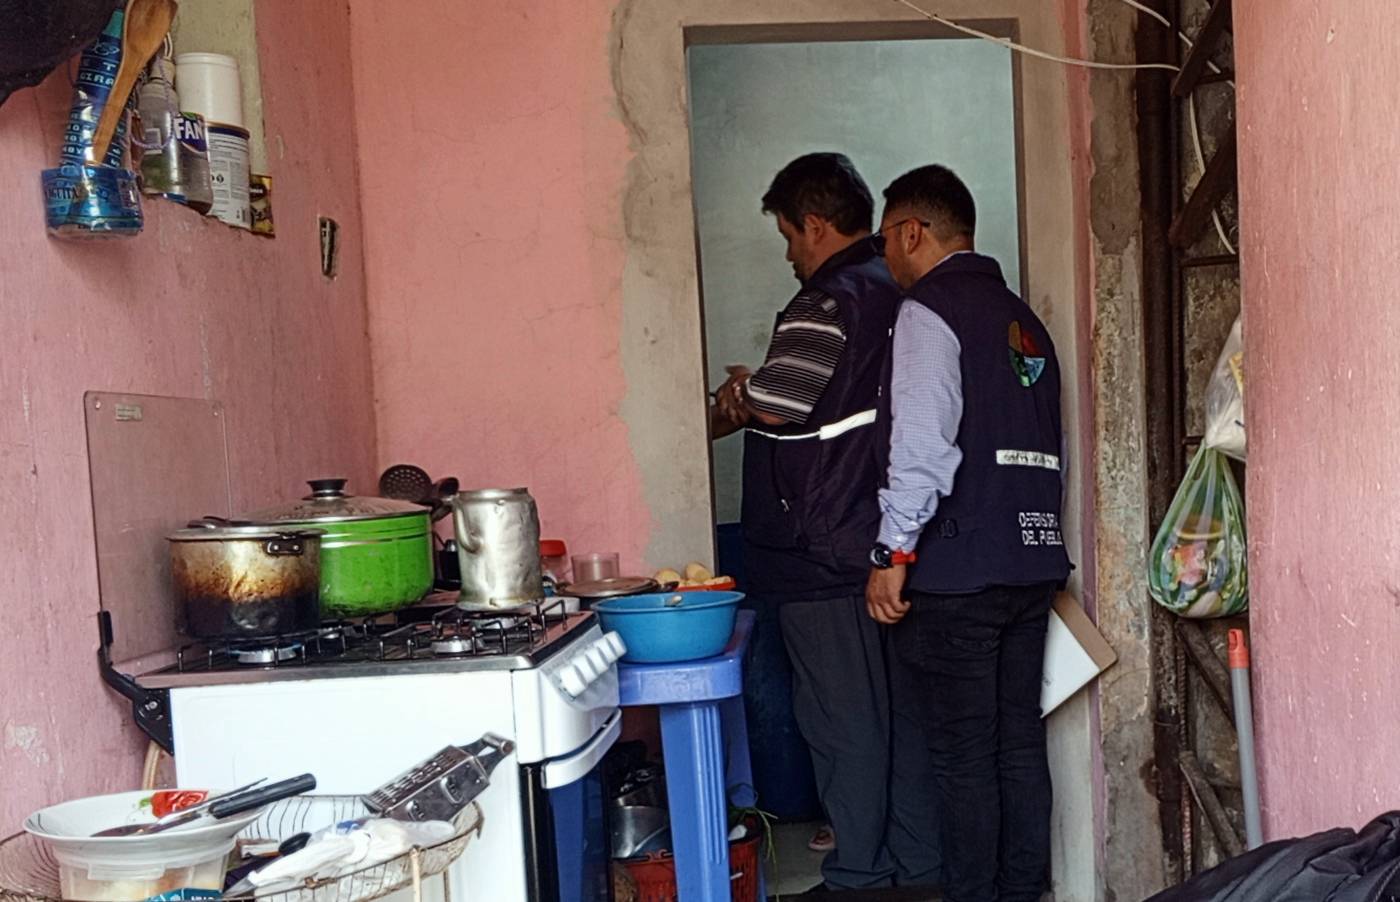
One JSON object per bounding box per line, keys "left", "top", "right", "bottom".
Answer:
{"left": 869, "top": 543, "right": 917, "bottom": 569}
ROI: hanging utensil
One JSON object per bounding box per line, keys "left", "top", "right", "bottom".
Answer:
{"left": 429, "top": 477, "right": 459, "bottom": 522}
{"left": 378, "top": 464, "right": 433, "bottom": 502}
{"left": 90, "top": 0, "right": 178, "bottom": 162}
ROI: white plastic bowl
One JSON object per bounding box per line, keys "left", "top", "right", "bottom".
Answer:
{"left": 24, "top": 790, "right": 262, "bottom": 902}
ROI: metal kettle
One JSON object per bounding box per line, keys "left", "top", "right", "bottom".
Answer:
{"left": 452, "top": 487, "right": 544, "bottom": 609}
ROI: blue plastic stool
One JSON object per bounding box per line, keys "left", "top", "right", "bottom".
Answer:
{"left": 616, "top": 610, "right": 761, "bottom": 902}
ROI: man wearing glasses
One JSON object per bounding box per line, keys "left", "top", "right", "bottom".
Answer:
{"left": 866, "top": 164, "right": 1071, "bottom": 902}
{"left": 710, "top": 153, "right": 939, "bottom": 892}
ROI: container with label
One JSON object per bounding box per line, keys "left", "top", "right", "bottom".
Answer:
{"left": 136, "top": 57, "right": 214, "bottom": 214}
{"left": 42, "top": 165, "right": 144, "bottom": 239}
{"left": 175, "top": 53, "right": 250, "bottom": 229}
{"left": 60, "top": 9, "right": 132, "bottom": 169}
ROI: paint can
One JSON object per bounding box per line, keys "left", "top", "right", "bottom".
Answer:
{"left": 176, "top": 53, "right": 250, "bottom": 229}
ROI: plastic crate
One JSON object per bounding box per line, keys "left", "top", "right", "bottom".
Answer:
{"left": 619, "top": 832, "right": 761, "bottom": 902}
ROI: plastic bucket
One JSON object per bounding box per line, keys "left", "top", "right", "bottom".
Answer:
{"left": 174, "top": 53, "right": 245, "bottom": 128}
{"left": 593, "top": 591, "right": 742, "bottom": 663}
{"left": 25, "top": 790, "right": 261, "bottom": 902}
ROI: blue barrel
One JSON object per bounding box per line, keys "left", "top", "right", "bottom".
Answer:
{"left": 717, "top": 522, "right": 821, "bottom": 822}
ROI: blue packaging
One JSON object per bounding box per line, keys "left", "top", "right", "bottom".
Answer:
{"left": 42, "top": 165, "right": 144, "bottom": 238}
{"left": 59, "top": 9, "right": 131, "bottom": 169}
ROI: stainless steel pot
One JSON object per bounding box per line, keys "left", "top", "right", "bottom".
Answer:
{"left": 168, "top": 522, "right": 323, "bottom": 639}
{"left": 452, "top": 488, "right": 543, "bottom": 609}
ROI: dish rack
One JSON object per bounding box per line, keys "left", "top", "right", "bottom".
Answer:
{"left": 0, "top": 795, "right": 483, "bottom": 902}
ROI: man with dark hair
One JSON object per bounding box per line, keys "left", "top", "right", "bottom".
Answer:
{"left": 866, "top": 164, "right": 1071, "bottom": 902}
{"left": 711, "top": 152, "right": 939, "bottom": 891}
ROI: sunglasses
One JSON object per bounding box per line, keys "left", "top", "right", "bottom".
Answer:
{"left": 869, "top": 217, "right": 933, "bottom": 256}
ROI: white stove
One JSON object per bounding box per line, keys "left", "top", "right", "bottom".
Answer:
{"left": 100, "top": 597, "right": 624, "bottom": 902}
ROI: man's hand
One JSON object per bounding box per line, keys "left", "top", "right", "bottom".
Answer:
{"left": 866, "top": 565, "right": 912, "bottom": 624}
{"left": 716, "top": 365, "right": 752, "bottom": 425}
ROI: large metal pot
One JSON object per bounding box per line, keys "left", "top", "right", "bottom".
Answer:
{"left": 241, "top": 478, "right": 434, "bottom": 618}
{"left": 453, "top": 488, "right": 543, "bottom": 609}
{"left": 168, "top": 522, "right": 323, "bottom": 639}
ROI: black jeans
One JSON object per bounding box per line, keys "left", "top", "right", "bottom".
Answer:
{"left": 891, "top": 583, "right": 1055, "bottom": 902}
{"left": 779, "top": 592, "right": 942, "bottom": 889}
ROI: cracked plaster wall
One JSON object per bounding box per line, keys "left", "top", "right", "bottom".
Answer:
{"left": 1235, "top": 0, "right": 1400, "bottom": 838}
{"left": 0, "top": 0, "right": 375, "bottom": 830}
{"left": 353, "top": 0, "right": 1100, "bottom": 896}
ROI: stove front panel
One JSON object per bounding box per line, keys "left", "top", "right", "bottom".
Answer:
{"left": 170, "top": 670, "right": 528, "bottom": 901}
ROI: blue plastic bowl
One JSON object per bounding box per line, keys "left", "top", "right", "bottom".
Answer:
{"left": 593, "top": 591, "right": 744, "bottom": 663}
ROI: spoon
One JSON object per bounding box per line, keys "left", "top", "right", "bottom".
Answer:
{"left": 90, "top": 0, "right": 178, "bottom": 163}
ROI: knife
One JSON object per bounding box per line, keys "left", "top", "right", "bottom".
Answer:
{"left": 143, "top": 774, "right": 317, "bottom": 835}
{"left": 94, "top": 779, "right": 268, "bottom": 837}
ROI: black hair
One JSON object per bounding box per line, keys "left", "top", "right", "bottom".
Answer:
{"left": 882, "top": 165, "right": 977, "bottom": 240}
{"left": 761, "top": 153, "right": 874, "bottom": 236}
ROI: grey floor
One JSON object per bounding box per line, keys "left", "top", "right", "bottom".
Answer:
{"left": 764, "top": 822, "right": 943, "bottom": 900}
{"left": 764, "top": 821, "right": 828, "bottom": 896}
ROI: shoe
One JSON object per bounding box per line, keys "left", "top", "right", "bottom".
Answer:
{"left": 808, "top": 824, "right": 836, "bottom": 853}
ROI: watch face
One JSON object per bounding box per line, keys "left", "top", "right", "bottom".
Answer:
{"left": 870, "top": 545, "right": 892, "bottom": 568}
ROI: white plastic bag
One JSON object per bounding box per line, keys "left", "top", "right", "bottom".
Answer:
{"left": 1203, "top": 316, "right": 1245, "bottom": 461}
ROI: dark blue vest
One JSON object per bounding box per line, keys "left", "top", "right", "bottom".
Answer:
{"left": 881, "top": 253, "right": 1072, "bottom": 594}
{"left": 742, "top": 239, "right": 900, "bottom": 598}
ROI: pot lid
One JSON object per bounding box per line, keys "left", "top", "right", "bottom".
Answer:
{"left": 241, "top": 478, "right": 428, "bottom": 524}
{"left": 565, "top": 576, "right": 661, "bottom": 599}
{"left": 168, "top": 520, "right": 325, "bottom": 542}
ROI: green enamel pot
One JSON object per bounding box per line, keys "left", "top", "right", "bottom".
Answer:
{"left": 241, "top": 478, "right": 433, "bottom": 618}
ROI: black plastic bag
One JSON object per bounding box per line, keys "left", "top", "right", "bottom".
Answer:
{"left": 0, "top": 0, "right": 122, "bottom": 108}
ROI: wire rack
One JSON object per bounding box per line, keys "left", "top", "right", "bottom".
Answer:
{"left": 0, "top": 796, "right": 483, "bottom": 902}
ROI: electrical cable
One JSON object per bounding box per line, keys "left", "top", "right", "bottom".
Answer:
{"left": 1116, "top": 0, "right": 1237, "bottom": 253}
{"left": 891, "top": 0, "right": 1237, "bottom": 253}
{"left": 892, "top": 0, "right": 1179, "bottom": 72}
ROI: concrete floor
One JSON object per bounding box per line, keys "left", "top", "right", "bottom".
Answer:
{"left": 764, "top": 822, "right": 942, "bottom": 901}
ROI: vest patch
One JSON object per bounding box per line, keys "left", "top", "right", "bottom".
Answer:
{"left": 996, "top": 450, "right": 1061, "bottom": 471}
{"left": 1009, "top": 321, "right": 1046, "bottom": 387}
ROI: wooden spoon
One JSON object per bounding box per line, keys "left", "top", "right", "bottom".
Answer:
{"left": 89, "top": 0, "right": 178, "bottom": 164}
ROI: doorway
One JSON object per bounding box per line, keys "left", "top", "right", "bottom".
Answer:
{"left": 687, "top": 35, "right": 1023, "bottom": 533}
{"left": 685, "top": 32, "right": 1023, "bottom": 896}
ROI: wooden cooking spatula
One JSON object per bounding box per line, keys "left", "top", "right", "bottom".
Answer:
{"left": 89, "top": 0, "right": 178, "bottom": 164}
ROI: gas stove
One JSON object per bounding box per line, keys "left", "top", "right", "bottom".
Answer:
{"left": 128, "top": 593, "right": 593, "bottom": 688}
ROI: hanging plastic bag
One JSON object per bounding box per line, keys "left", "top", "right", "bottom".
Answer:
{"left": 1203, "top": 316, "right": 1245, "bottom": 461}
{"left": 1148, "top": 444, "right": 1248, "bottom": 618}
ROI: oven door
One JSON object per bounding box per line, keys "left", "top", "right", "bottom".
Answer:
{"left": 521, "top": 710, "right": 621, "bottom": 902}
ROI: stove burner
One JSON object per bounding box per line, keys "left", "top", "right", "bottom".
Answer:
{"left": 430, "top": 636, "right": 476, "bottom": 656}
{"left": 161, "top": 593, "right": 578, "bottom": 678}
{"left": 235, "top": 644, "right": 302, "bottom": 665}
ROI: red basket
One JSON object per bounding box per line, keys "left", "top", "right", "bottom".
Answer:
{"left": 619, "top": 832, "right": 762, "bottom": 902}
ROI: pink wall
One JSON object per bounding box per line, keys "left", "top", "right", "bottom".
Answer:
{"left": 347, "top": 0, "right": 650, "bottom": 568}
{"left": 1235, "top": 1, "right": 1400, "bottom": 836}
{"left": 0, "top": 0, "right": 375, "bottom": 828}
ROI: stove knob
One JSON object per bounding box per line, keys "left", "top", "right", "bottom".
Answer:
{"left": 586, "top": 646, "right": 610, "bottom": 672}
{"left": 574, "top": 654, "right": 602, "bottom": 682}
{"left": 591, "top": 638, "right": 619, "bottom": 665}
{"left": 603, "top": 631, "right": 628, "bottom": 659}
{"left": 559, "top": 664, "right": 589, "bottom": 698}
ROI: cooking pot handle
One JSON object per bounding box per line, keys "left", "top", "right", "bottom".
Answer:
{"left": 264, "top": 537, "right": 306, "bottom": 556}
{"left": 459, "top": 529, "right": 483, "bottom": 554}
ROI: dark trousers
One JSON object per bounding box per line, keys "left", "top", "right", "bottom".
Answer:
{"left": 891, "top": 583, "right": 1055, "bottom": 902}
{"left": 779, "top": 592, "right": 942, "bottom": 890}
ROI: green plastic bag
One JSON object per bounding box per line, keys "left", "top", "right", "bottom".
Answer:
{"left": 1147, "top": 445, "right": 1248, "bottom": 618}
